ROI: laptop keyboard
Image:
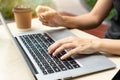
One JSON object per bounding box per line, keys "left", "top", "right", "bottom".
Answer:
{"left": 19, "top": 33, "right": 81, "bottom": 75}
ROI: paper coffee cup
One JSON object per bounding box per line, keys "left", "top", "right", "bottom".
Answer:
{"left": 13, "top": 5, "right": 32, "bottom": 30}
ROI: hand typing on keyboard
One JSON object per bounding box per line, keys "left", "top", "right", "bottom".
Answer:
{"left": 48, "top": 36, "right": 100, "bottom": 60}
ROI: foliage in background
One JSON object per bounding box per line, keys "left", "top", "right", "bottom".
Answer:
{"left": 0, "top": 0, "right": 24, "bottom": 19}
{"left": 84, "top": 0, "right": 97, "bottom": 9}
{"left": 0, "top": 0, "right": 52, "bottom": 19}
{"left": 84, "top": 0, "right": 116, "bottom": 20}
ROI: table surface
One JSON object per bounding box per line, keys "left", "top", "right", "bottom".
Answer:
{"left": 0, "top": 18, "right": 120, "bottom": 80}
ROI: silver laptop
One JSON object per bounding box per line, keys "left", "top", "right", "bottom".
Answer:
{"left": 0, "top": 12, "right": 116, "bottom": 80}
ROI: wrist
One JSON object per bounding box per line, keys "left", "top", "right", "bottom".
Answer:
{"left": 61, "top": 16, "right": 76, "bottom": 28}
{"left": 61, "top": 16, "right": 69, "bottom": 27}
{"left": 91, "top": 38, "right": 102, "bottom": 52}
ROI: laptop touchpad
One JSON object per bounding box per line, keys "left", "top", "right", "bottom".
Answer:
{"left": 45, "top": 28, "right": 75, "bottom": 40}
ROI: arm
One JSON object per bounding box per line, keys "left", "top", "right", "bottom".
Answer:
{"left": 62, "top": 0, "right": 113, "bottom": 29}
{"left": 36, "top": 0, "right": 112, "bottom": 29}
{"left": 98, "top": 39, "right": 120, "bottom": 55}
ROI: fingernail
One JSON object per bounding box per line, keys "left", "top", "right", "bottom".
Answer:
{"left": 52, "top": 53, "right": 56, "bottom": 57}
{"left": 48, "top": 50, "right": 51, "bottom": 54}
{"left": 60, "top": 56, "right": 64, "bottom": 60}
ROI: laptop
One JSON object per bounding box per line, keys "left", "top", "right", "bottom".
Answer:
{"left": 0, "top": 12, "right": 116, "bottom": 80}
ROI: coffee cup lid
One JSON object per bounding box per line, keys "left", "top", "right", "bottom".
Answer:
{"left": 13, "top": 5, "right": 32, "bottom": 13}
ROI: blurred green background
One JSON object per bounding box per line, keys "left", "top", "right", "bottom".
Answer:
{"left": 84, "top": 0, "right": 97, "bottom": 9}
{"left": 0, "top": 0, "right": 52, "bottom": 19}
